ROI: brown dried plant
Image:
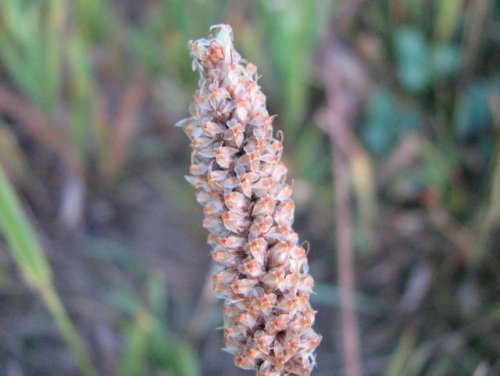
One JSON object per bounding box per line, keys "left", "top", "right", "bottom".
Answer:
{"left": 176, "top": 25, "right": 321, "bottom": 376}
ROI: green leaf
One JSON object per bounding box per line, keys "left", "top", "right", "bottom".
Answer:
{"left": 147, "top": 274, "right": 168, "bottom": 319}
{"left": 435, "top": 0, "right": 463, "bottom": 41}
{"left": 403, "top": 343, "right": 434, "bottom": 376}
{"left": 385, "top": 328, "right": 417, "bottom": 376}
{"left": 147, "top": 320, "right": 201, "bottom": 376}
{"left": 68, "top": 31, "right": 94, "bottom": 161}
{"left": 295, "top": 127, "right": 329, "bottom": 182}
{"left": 74, "top": 0, "right": 111, "bottom": 40}
{"left": 118, "top": 284, "right": 200, "bottom": 376}
{"left": 0, "top": 1, "right": 63, "bottom": 113}
{"left": 257, "top": 0, "right": 320, "bottom": 136}
{"left": 0, "top": 165, "right": 97, "bottom": 376}
{"left": 394, "top": 27, "right": 432, "bottom": 93}
{"left": 362, "top": 87, "right": 422, "bottom": 156}
{"left": 121, "top": 309, "right": 151, "bottom": 376}
{"left": 432, "top": 44, "right": 461, "bottom": 79}
{"left": 129, "top": 27, "right": 165, "bottom": 76}
{"left": 455, "top": 82, "right": 493, "bottom": 139}
{"left": 43, "top": 0, "right": 65, "bottom": 114}
{"left": 363, "top": 88, "right": 396, "bottom": 154}
{"left": 0, "top": 165, "right": 51, "bottom": 285}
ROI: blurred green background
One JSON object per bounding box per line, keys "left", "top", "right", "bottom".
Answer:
{"left": 0, "top": 0, "right": 499, "bottom": 375}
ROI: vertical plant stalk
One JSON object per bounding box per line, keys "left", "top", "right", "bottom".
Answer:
{"left": 0, "top": 166, "right": 97, "bottom": 376}
{"left": 39, "top": 286, "right": 97, "bottom": 376}
{"left": 317, "top": 44, "right": 364, "bottom": 376}
{"left": 177, "top": 25, "right": 321, "bottom": 375}
{"left": 332, "top": 138, "right": 362, "bottom": 376}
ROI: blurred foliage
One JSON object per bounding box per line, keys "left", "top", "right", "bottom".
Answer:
{"left": 117, "top": 276, "right": 200, "bottom": 376}
{"left": 0, "top": 165, "right": 97, "bottom": 376}
{"left": 0, "top": 0, "right": 499, "bottom": 375}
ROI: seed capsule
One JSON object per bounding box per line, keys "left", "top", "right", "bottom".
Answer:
{"left": 298, "top": 275, "right": 315, "bottom": 293}
{"left": 239, "top": 172, "right": 259, "bottom": 197}
{"left": 203, "top": 199, "right": 224, "bottom": 216}
{"left": 261, "top": 269, "right": 286, "bottom": 291}
{"left": 213, "top": 269, "right": 237, "bottom": 297}
{"left": 252, "top": 177, "right": 274, "bottom": 198}
{"left": 189, "top": 163, "right": 209, "bottom": 176}
{"left": 212, "top": 248, "right": 241, "bottom": 267}
{"left": 231, "top": 278, "right": 258, "bottom": 295}
{"left": 267, "top": 241, "right": 293, "bottom": 267}
{"left": 207, "top": 170, "right": 229, "bottom": 187}
{"left": 265, "top": 314, "right": 290, "bottom": 333}
{"left": 271, "top": 163, "right": 288, "bottom": 182}
{"left": 236, "top": 312, "right": 257, "bottom": 328}
{"left": 202, "top": 121, "right": 225, "bottom": 137}
{"left": 252, "top": 293, "right": 277, "bottom": 316}
{"left": 191, "top": 135, "right": 213, "bottom": 149}
{"left": 202, "top": 215, "right": 226, "bottom": 235}
{"left": 275, "top": 183, "right": 293, "bottom": 201}
{"left": 215, "top": 147, "right": 239, "bottom": 169}
{"left": 225, "top": 126, "right": 244, "bottom": 148}
{"left": 252, "top": 196, "right": 276, "bottom": 217}
{"left": 254, "top": 330, "right": 275, "bottom": 353}
{"left": 219, "top": 235, "right": 246, "bottom": 249}
{"left": 224, "top": 326, "right": 246, "bottom": 349}
{"left": 239, "top": 258, "right": 265, "bottom": 278}
{"left": 246, "top": 238, "right": 267, "bottom": 264}
{"left": 234, "top": 354, "right": 255, "bottom": 370}
{"left": 275, "top": 200, "right": 295, "bottom": 228}
{"left": 222, "top": 211, "right": 249, "bottom": 233}
{"left": 224, "top": 191, "right": 248, "bottom": 213}
{"left": 249, "top": 215, "right": 274, "bottom": 236}
{"left": 195, "top": 191, "right": 211, "bottom": 205}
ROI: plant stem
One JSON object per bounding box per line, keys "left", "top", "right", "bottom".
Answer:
{"left": 39, "top": 284, "right": 97, "bottom": 376}
{"left": 332, "top": 135, "right": 363, "bottom": 376}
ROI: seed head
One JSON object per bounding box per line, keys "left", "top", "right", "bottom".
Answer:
{"left": 176, "top": 24, "right": 321, "bottom": 375}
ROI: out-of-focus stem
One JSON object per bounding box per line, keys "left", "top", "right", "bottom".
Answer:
{"left": 40, "top": 285, "right": 97, "bottom": 376}
{"left": 332, "top": 135, "right": 362, "bottom": 376}
{"left": 0, "top": 166, "right": 96, "bottom": 376}
{"left": 318, "top": 41, "right": 364, "bottom": 376}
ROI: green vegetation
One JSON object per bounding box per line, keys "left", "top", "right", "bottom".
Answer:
{"left": 0, "top": 165, "right": 97, "bottom": 376}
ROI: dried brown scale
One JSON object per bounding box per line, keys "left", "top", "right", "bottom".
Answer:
{"left": 176, "top": 25, "right": 321, "bottom": 376}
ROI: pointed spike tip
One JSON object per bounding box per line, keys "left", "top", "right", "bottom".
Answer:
{"left": 210, "top": 24, "right": 234, "bottom": 49}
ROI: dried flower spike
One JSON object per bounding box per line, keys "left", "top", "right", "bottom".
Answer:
{"left": 177, "top": 24, "right": 321, "bottom": 375}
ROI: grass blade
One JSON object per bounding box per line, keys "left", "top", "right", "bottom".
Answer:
{"left": 385, "top": 328, "right": 417, "bottom": 376}
{"left": 0, "top": 166, "right": 97, "bottom": 376}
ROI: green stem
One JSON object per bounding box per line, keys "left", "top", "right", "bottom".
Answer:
{"left": 39, "top": 284, "right": 98, "bottom": 376}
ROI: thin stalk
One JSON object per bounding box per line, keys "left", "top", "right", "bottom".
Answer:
{"left": 319, "top": 40, "right": 364, "bottom": 375}
{"left": 0, "top": 166, "right": 96, "bottom": 376}
{"left": 39, "top": 285, "right": 98, "bottom": 376}
{"left": 332, "top": 135, "right": 362, "bottom": 376}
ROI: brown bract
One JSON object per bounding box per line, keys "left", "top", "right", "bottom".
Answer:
{"left": 176, "top": 24, "right": 321, "bottom": 376}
